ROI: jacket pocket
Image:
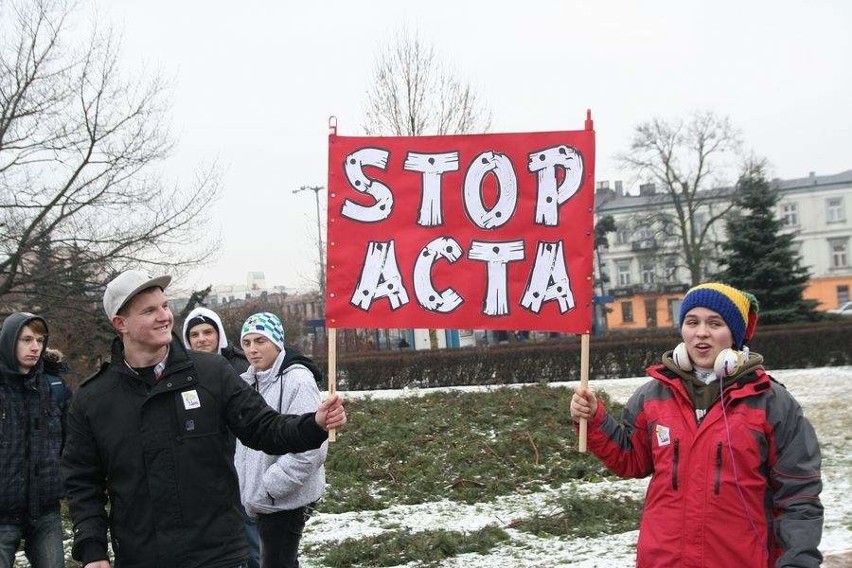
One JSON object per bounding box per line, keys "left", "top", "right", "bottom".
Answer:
{"left": 173, "top": 387, "right": 220, "bottom": 439}
{"left": 672, "top": 439, "right": 680, "bottom": 490}
{"left": 714, "top": 442, "right": 723, "bottom": 495}
{"left": 0, "top": 395, "right": 6, "bottom": 439}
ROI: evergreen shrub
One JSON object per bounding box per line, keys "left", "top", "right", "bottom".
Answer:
{"left": 314, "top": 320, "right": 852, "bottom": 391}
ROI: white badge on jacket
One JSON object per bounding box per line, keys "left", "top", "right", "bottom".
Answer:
{"left": 182, "top": 390, "right": 201, "bottom": 410}
{"left": 655, "top": 424, "right": 671, "bottom": 447}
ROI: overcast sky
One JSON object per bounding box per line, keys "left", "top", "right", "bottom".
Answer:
{"left": 88, "top": 0, "right": 852, "bottom": 293}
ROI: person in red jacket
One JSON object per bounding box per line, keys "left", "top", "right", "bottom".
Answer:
{"left": 571, "top": 283, "right": 823, "bottom": 567}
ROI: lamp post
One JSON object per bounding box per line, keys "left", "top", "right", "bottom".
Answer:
{"left": 292, "top": 185, "right": 325, "bottom": 294}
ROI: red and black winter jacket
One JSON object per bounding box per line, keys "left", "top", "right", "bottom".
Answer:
{"left": 583, "top": 358, "right": 823, "bottom": 567}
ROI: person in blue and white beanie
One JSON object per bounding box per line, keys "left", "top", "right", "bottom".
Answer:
{"left": 235, "top": 312, "right": 327, "bottom": 568}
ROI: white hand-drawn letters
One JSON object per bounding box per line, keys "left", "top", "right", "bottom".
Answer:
{"left": 341, "top": 145, "right": 584, "bottom": 318}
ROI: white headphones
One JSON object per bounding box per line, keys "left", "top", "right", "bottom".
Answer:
{"left": 672, "top": 343, "right": 748, "bottom": 380}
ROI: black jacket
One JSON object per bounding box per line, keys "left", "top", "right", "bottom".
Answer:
{"left": 221, "top": 345, "right": 250, "bottom": 375}
{"left": 43, "top": 355, "right": 73, "bottom": 453}
{"left": 0, "top": 313, "right": 63, "bottom": 524}
{"left": 62, "top": 336, "right": 329, "bottom": 568}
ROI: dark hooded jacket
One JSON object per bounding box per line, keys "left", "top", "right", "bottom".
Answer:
{"left": 62, "top": 335, "right": 329, "bottom": 568}
{"left": 182, "top": 307, "right": 249, "bottom": 374}
{"left": 0, "top": 312, "right": 64, "bottom": 524}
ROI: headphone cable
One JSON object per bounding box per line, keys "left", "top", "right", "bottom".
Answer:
{"left": 719, "top": 365, "right": 767, "bottom": 562}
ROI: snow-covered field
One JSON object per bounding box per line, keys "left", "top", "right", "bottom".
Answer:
{"left": 302, "top": 366, "right": 852, "bottom": 567}
{"left": 19, "top": 367, "right": 850, "bottom": 567}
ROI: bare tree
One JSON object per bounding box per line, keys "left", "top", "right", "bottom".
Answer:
{"left": 0, "top": 0, "right": 221, "bottom": 315}
{"left": 617, "top": 111, "right": 742, "bottom": 286}
{"left": 362, "top": 27, "right": 491, "bottom": 136}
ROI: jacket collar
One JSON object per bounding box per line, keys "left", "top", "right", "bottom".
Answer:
{"left": 243, "top": 347, "right": 289, "bottom": 387}
{"left": 648, "top": 351, "right": 770, "bottom": 400}
{"left": 110, "top": 334, "right": 192, "bottom": 377}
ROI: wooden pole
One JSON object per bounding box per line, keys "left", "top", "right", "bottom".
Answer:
{"left": 327, "top": 327, "right": 337, "bottom": 442}
{"left": 578, "top": 333, "right": 590, "bottom": 453}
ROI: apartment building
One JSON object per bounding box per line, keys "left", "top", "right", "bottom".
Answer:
{"left": 594, "top": 170, "right": 852, "bottom": 332}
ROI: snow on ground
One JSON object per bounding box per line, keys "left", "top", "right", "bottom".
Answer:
{"left": 302, "top": 366, "right": 852, "bottom": 567}
{"left": 18, "top": 367, "right": 849, "bottom": 567}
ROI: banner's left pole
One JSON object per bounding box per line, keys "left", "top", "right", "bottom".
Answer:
{"left": 327, "top": 328, "right": 338, "bottom": 442}
{"left": 326, "top": 116, "right": 338, "bottom": 442}
{"left": 578, "top": 333, "right": 590, "bottom": 453}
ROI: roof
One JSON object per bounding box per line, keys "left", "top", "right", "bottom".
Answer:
{"left": 595, "top": 169, "right": 852, "bottom": 213}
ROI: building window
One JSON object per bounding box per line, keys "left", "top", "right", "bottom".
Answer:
{"left": 621, "top": 301, "right": 634, "bottom": 323}
{"left": 664, "top": 256, "right": 678, "bottom": 282}
{"left": 644, "top": 298, "right": 657, "bottom": 327}
{"left": 599, "top": 263, "right": 610, "bottom": 286}
{"left": 661, "top": 217, "right": 677, "bottom": 237}
{"left": 616, "top": 223, "right": 631, "bottom": 245}
{"left": 826, "top": 197, "right": 845, "bottom": 223}
{"left": 780, "top": 202, "right": 799, "bottom": 227}
{"left": 692, "top": 212, "right": 708, "bottom": 237}
{"left": 830, "top": 239, "right": 848, "bottom": 268}
{"left": 616, "top": 261, "right": 632, "bottom": 286}
{"left": 635, "top": 225, "right": 653, "bottom": 241}
{"left": 838, "top": 285, "right": 850, "bottom": 305}
{"left": 641, "top": 260, "right": 656, "bottom": 284}
{"left": 667, "top": 298, "right": 680, "bottom": 323}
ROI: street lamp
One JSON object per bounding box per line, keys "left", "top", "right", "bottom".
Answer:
{"left": 292, "top": 185, "right": 325, "bottom": 294}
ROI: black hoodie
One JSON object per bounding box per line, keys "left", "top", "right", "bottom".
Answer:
{"left": 0, "top": 312, "right": 64, "bottom": 523}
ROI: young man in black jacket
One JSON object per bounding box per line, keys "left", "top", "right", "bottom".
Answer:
{"left": 62, "top": 270, "right": 347, "bottom": 568}
{"left": 0, "top": 313, "right": 65, "bottom": 568}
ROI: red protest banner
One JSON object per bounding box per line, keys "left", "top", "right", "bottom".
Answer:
{"left": 326, "top": 126, "right": 595, "bottom": 333}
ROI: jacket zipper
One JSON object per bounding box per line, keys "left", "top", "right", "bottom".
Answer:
{"left": 672, "top": 439, "right": 680, "bottom": 490}
{"left": 714, "top": 442, "right": 723, "bottom": 495}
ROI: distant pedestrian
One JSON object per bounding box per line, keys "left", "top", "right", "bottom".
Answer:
{"left": 42, "top": 347, "right": 73, "bottom": 451}
{"left": 570, "top": 283, "right": 823, "bottom": 567}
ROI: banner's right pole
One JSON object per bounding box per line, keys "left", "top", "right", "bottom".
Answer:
{"left": 578, "top": 333, "right": 590, "bottom": 452}
{"left": 327, "top": 327, "right": 337, "bottom": 443}
{"left": 578, "top": 108, "right": 594, "bottom": 453}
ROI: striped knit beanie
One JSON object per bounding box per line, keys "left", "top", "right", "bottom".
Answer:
{"left": 678, "top": 283, "right": 760, "bottom": 349}
{"left": 240, "top": 312, "right": 285, "bottom": 351}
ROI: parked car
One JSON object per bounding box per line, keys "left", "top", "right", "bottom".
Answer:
{"left": 827, "top": 301, "right": 852, "bottom": 316}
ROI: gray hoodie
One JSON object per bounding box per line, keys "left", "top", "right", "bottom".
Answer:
{"left": 234, "top": 348, "right": 327, "bottom": 516}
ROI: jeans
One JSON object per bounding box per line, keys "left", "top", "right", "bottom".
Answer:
{"left": 241, "top": 506, "right": 261, "bottom": 568}
{"left": 256, "top": 507, "right": 308, "bottom": 568}
{"left": 0, "top": 511, "right": 65, "bottom": 568}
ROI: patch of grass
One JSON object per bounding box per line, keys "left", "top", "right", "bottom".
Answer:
{"left": 511, "top": 491, "right": 642, "bottom": 538}
{"left": 306, "top": 525, "right": 510, "bottom": 567}
{"left": 321, "top": 384, "right": 620, "bottom": 513}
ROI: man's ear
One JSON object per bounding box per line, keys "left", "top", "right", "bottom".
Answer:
{"left": 112, "top": 315, "right": 128, "bottom": 334}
